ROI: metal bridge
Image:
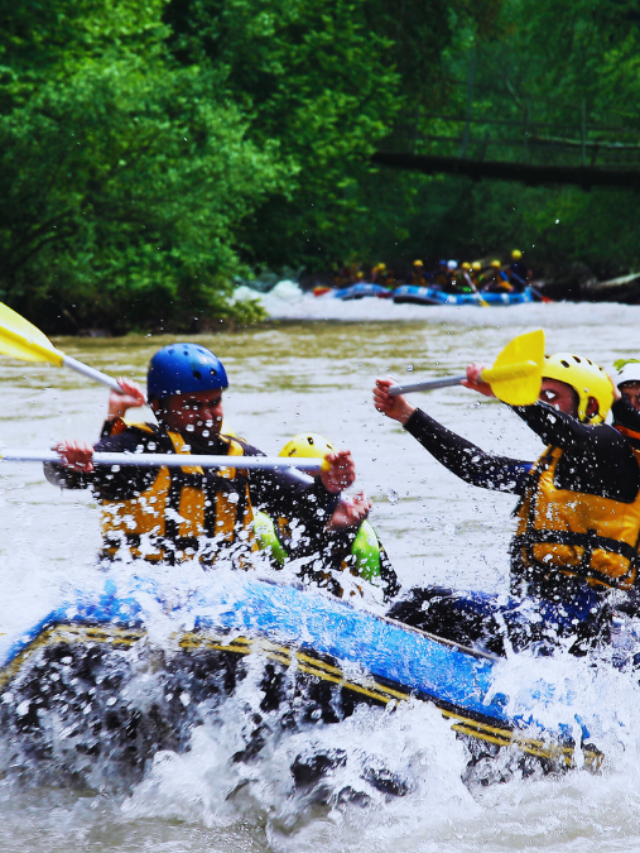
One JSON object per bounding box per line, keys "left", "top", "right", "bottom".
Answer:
{"left": 372, "top": 85, "right": 640, "bottom": 191}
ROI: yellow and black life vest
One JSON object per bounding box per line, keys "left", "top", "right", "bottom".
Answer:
{"left": 101, "top": 425, "right": 255, "bottom": 563}
{"left": 512, "top": 445, "right": 640, "bottom": 590}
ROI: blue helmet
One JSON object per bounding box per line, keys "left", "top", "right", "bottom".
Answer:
{"left": 147, "top": 343, "right": 229, "bottom": 400}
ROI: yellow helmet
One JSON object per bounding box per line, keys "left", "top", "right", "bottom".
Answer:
{"left": 490, "top": 259, "right": 502, "bottom": 268}
{"left": 413, "top": 259, "right": 424, "bottom": 267}
{"left": 279, "top": 433, "right": 336, "bottom": 459}
{"left": 512, "top": 249, "right": 523, "bottom": 260}
{"left": 543, "top": 353, "right": 614, "bottom": 424}
{"left": 461, "top": 262, "right": 471, "bottom": 270}
{"left": 471, "top": 261, "right": 482, "bottom": 271}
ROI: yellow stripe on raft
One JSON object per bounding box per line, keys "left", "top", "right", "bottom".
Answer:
{"left": 0, "top": 621, "right": 602, "bottom": 771}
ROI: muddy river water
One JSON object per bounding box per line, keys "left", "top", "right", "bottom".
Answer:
{"left": 0, "top": 291, "right": 638, "bottom": 852}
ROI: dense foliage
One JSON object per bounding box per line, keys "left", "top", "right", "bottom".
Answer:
{"left": 0, "top": 0, "right": 637, "bottom": 330}
{"left": 382, "top": 0, "right": 640, "bottom": 275}
{"left": 0, "top": 0, "right": 284, "bottom": 330}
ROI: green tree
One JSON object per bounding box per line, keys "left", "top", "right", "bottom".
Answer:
{"left": 163, "top": 0, "right": 499, "bottom": 271}
{"left": 371, "top": 0, "right": 640, "bottom": 271}
{"left": 0, "top": 0, "right": 283, "bottom": 331}
{"left": 165, "top": 0, "right": 406, "bottom": 269}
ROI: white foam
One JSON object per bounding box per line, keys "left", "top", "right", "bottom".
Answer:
{"left": 250, "top": 280, "right": 640, "bottom": 332}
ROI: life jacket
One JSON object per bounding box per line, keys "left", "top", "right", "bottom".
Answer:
{"left": 615, "top": 423, "right": 640, "bottom": 447}
{"left": 251, "top": 511, "right": 382, "bottom": 592}
{"left": 511, "top": 445, "right": 640, "bottom": 590}
{"left": 101, "top": 424, "right": 255, "bottom": 564}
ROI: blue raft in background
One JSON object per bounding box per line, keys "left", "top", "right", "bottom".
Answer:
{"left": 325, "top": 283, "right": 537, "bottom": 305}
{"left": 330, "top": 283, "right": 391, "bottom": 300}
{"left": 392, "top": 285, "right": 537, "bottom": 306}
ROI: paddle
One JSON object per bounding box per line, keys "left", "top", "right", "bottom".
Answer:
{"left": 0, "top": 302, "right": 124, "bottom": 393}
{"left": 461, "top": 270, "right": 488, "bottom": 307}
{"left": 388, "top": 328, "right": 545, "bottom": 407}
{"left": 0, "top": 450, "right": 326, "bottom": 472}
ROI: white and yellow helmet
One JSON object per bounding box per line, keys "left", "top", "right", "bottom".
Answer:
{"left": 615, "top": 359, "right": 640, "bottom": 388}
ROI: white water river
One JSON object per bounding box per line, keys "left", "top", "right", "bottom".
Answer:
{"left": 0, "top": 287, "right": 638, "bottom": 852}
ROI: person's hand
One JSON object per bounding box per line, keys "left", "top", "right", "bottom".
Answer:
{"left": 320, "top": 449, "right": 356, "bottom": 494}
{"left": 107, "top": 377, "right": 146, "bottom": 421}
{"left": 373, "top": 377, "right": 415, "bottom": 424}
{"left": 327, "top": 492, "right": 372, "bottom": 530}
{"left": 54, "top": 440, "right": 94, "bottom": 473}
{"left": 461, "top": 362, "right": 495, "bottom": 398}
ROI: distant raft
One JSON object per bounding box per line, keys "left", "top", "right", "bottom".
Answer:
{"left": 329, "top": 283, "right": 391, "bottom": 300}
{"left": 392, "top": 285, "right": 537, "bottom": 306}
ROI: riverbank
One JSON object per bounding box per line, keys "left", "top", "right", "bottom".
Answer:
{"left": 7, "top": 258, "right": 639, "bottom": 341}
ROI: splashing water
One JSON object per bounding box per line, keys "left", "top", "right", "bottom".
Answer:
{"left": 1, "top": 296, "right": 640, "bottom": 850}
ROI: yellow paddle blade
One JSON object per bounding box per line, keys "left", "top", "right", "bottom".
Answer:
{"left": 482, "top": 329, "right": 545, "bottom": 406}
{"left": 0, "top": 302, "right": 64, "bottom": 366}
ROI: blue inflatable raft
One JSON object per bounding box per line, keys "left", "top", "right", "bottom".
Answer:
{"left": 0, "top": 572, "right": 602, "bottom": 781}
{"left": 393, "top": 285, "right": 537, "bottom": 306}
{"left": 331, "top": 283, "right": 391, "bottom": 300}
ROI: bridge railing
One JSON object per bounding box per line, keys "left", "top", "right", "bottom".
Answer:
{"left": 386, "top": 96, "right": 640, "bottom": 173}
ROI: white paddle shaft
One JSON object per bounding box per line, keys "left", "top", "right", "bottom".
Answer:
{"left": 388, "top": 374, "right": 467, "bottom": 396}
{"left": 61, "top": 355, "right": 127, "bottom": 394}
{"left": 0, "top": 450, "right": 323, "bottom": 472}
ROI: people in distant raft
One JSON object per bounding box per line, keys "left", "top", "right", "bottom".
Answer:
{"left": 507, "top": 249, "right": 530, "bottom": 293}
{"left": 253, "top": 433, "right": 400, "bottom": 602}
{"left": 482, "top": 259, "right": 513, "bottom": 293}
{"left": 373, "top": 353, "right": 640, "bottom": 655}
{"left": 469, "top": 261, "right": 483, "bottom": 289}
{"left": 44, "top": 344, "right": 370, "bottom": 572}
{"left": 406, "top": 259, "right": 428, "bottom": 286}
{"left": 432, "top": 259, "right": 451, "bottom": 291}
{"left": 459, "top": 263, "right": 477, "bottom": 293}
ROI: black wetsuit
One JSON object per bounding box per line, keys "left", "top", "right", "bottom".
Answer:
{"left": 403, "top": 401, "right": 640, "bottom": 514}
{"left": 613, "top": 395, "right": 640, "bottom": 446}
{"left": 45, "top": 420, "right": 343, "bottom": 567}
{"left": 387, "top": 401, "right": 640, "bottom": 654}
{"left": 279, "top": 521, "right": 400, "bottom": 602}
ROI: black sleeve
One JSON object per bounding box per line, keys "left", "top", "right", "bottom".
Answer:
{"left": 513, "top": 401, "right": 640, "bottom": 501}
{"left": 43, "top": 425, "right": 160, "bottom": 499}
{"left": 237, "top": 441, "right": 361, "bottom": 569}
{"left": 238, "top": 441, "right": 339, "bottom": 534}
{"left": 403, "top": 408, "right": 532, "bottom": 494}
{"left": 612, "top": 396, "right": 640, "bottom": 433}
{"left": 511, "top": 401, "right": 606, "bottom": 453}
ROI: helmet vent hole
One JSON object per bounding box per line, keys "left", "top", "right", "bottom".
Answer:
{"left": 573, "top": 356, "right": 581, "bottom": 363}
{"left": 308, "top": 437, "right": 314, "bottom": 445}
{"left": 192, "top": 370, "right": 202, "bottom": 380}
{"left": 560, "top": 360, "right": 570, "bottom": 368}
